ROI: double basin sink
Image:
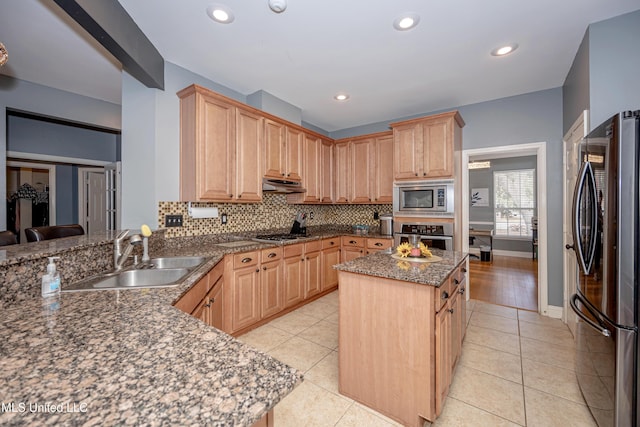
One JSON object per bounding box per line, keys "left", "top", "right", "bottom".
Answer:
{"left": 63, "top": 256, "right": 208, "bottom": 292}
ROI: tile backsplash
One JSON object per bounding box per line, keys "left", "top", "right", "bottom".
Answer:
{"left": 158, "top": 194, "right": 392, "bottom": 238}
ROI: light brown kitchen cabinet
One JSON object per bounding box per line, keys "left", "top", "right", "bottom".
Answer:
{"left": 227, "top": 252, "right": 261, "bottom": 333}
{"left": 349, "top": 137, "right": 374, "bottom": 203}
{"left": 283, "top": 244, "right": 305, "bottom": 308}
{"left": 341, "top": 236, "right": 365, "bottom": 262}
{"left": 434, "top": 285, "right": 452, "bottom": 416}
{"left": 260, "top": 247, "right": 283, "bottom": 318}
{"left": 178, "top": 85, "right": 262, "bottom": 202}
{"left": 302, "top": 133, "right": 321, "bottom": 203}
{"left": 366, "top": 237, "right": 393, "bottom": 254}
{"left": 320, "top": 139, "right": 334, "bottom": 203}
{"left": 321, "top": 238, "right": 340, "bottom": 290}
{"left": 285, "top": 127, "right": 303, "bottom": 181}
{"left": 391, "top": 111, "right": 464, "bottom": 180}
{"left": 174, "top": 262, "right": 225, "bottom": 331}
{"left": 373, "top": 134, "right": 394, "bottom": 203}
{"left": 334, "top": 141, "right": 350, "bottom": 203}
{"left": 264, "top": 119, "right": 286, "bottom": 179}
{"left": 304, "top": 241, "right": 322, "bottom": 298}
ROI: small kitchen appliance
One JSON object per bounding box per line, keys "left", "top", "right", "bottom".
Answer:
{"left": 379, "top": 213, "right": 393, "bottom": 236}
{"left": 393, "top": 180, "right": 454, "bottom": 217}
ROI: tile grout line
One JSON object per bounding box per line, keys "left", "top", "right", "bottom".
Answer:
{"left": 517, "top": 312, "right": 529, "bottom": 427}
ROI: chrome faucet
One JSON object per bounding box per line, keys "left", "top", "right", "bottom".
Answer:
{"left": 113, "top": 230, "right": 143, "bottom": 270}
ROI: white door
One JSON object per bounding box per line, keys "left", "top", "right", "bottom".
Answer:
{"left": 87, "top": 171, "right": 107, "bottom": 234}
{"left": 563, "top": 111, "right": 589, "bottom": 338}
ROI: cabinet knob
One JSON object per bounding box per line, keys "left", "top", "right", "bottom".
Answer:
{"left": 241, "top": 257, "right": 252, "bottom": 263}
{"left": 423, "top": 173, "right": 426, "bottom": 176}
{"left": 301, "top": 258, "right": 305, "bottom": 261}
{"left": 256, "top": 269, "right": 260, "bottom": 272}
{"left": 209, "top": 298, "right": 215, "bottom": 303}
{"left": 204, "top": 304, "right": 211, "bottom": 308}
{"left": 238, "top": 194, "right": 242, "bottom": 198}
{"left": 454, "top": 278, "right": 460, "bottom": 285}
{"left": 263, "top": 266, "right": 267, "bottom": 270}
{"left": 360, "top": 250, "right": 363, "bottom": 253}
{"left": 330, "top": 241, "right": 335, "bottom": 245}
{"left": 282, "top": 173, "right": 285, "bottom": 176}
{"left": 448, "top": 308, "right": 454, "bottom": 314}
{"left": 441, "top": 291, "right": 449, "bottom": 300}
{"left": 287, "top": 173, "right": 290, "bottom": 177}
{"left": 415, "top": 173, "right": 418, "bottom": 176}
{"left": 459, "top": 287, "right": 465, "bottom": 295}
{"left": 461, "top": 267, "right": 467, "bottom": 273}
{"left": 229, "top": 194, "right": 233, "bottom": 198}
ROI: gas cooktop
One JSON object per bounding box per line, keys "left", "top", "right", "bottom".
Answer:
{"left": 253, "top": 233, "right": 307, "bottom": 243}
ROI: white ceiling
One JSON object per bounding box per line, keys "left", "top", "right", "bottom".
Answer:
{"left": 1, "top": 1, "right": 639, "bottom": 132}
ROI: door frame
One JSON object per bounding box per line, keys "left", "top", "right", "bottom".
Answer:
{"left": 562, "top": 110, "right": 589, "bottom": 328}
{"left": 6, "top": 160, "right": 57, "bottom": 226}
{"left": 77, "top": 167, "right": 106, "bottom": 233}
{"left": 461, "top": 142, "right": 549, "bottom": 316}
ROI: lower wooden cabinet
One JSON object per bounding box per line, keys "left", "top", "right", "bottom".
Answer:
{"left": 304, "top": 246, "right": 322, "bottom": 298}
{"left": 228, "top": 254, "right": 261, "bottom": 333}
{"left": 366, "top": 237, "right": 393, "bottom": 254}
{"left": 341, "top": 236, "right": 365, "bottom": 262}
{"left": 283, "top": 244, "right": 305, "bottom": 308}
{"left": 174, "top": 262, "right": 225, "bottom": 331}
{"left": 321, "top": 238, "right": 341, "bottom": 290}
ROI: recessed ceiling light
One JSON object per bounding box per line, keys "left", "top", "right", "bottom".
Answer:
{"left": 207, "top": 5, "right": 235, "bottom": 24}
{"left": 393, "top": 13, "right": 420, "bottom": 31}
{"left": 334, "top": 94, "right": 350, "bottom": 102}
{"left": 491, "top": 43, "right": 518, "bottom": 56}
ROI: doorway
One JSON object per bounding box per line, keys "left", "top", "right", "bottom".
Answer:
{"left": 77, "top": 162, "right": 121, "bottom": 234}
{"left": 6, "top": 161, "right": 57, "bottom": 243}
{"left": 462, "top": 142, "right": 549, "bottom": 316}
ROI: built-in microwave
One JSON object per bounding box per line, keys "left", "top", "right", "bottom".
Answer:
{"left": 393, "top": 180, "right": 454, "bottom": 217}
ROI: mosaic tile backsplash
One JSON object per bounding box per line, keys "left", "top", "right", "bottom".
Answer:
{"left": 158, "top": 193, "right": 392, "bottom": 238}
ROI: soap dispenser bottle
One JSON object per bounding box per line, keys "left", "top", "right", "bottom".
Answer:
{"left": 42, "top": 256, "right": 61, "bottom": 297}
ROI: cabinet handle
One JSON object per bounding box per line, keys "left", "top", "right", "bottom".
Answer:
{"left": 287, "top": 173, "right": 290, "bottom": 177}
{"left": 267, "top": 252, "right": 277, "bottom": 258}
{"left": 209, "top": 298, "right": 215, "bottom": 303}
{"left": 448, "top": 308, "right": 454, "bottom": 314}
{"left": 330, "top": 241, "right": 335, "bottom": 245}
{"left": 454, "top": 278, "right": 460, "bottom": 285}
{"left": 459, "top": 287, "right": 465, "bottom": 295}
{"left": 461, "top": 267, "right": 467, "bottom": 273}
{"left": 441, "top": 291, "right": 449, "bottom": 300}
{"left": 349, "top": 240, "right": 357, "bottom": 244}
{"left": 263, "top": 266, "right": 267, "bottom": 270}
{"left": 374, "top": 242, "right": 383, "bottom": 247}
{"left": 281, "top": 173, "right": 285, "bottom": 176}
{"left": 229, "top": 194, "right": 233, "bottom": 198}
{"left": 238, "top": 194, "right": 242, "bottom": 198}
{"left": 256, "top": 269, "right": 260, "bottom": 272}
{"left": 301, "top": 258, "right": 305, "bottom": 261}
{"left": 360, "top": 250, "right": 363, "bottom": 253}
{"left": 204, "top": 303, "right": 211, "bottom": 308}
{"left": 241, "top": 257, "right": 252, "bottom": 263}
{"left": 415, "top": 173, "right": 418, "bottom": 177}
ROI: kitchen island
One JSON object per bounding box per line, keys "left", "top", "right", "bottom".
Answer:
{"left": 335, "top": 249, "right": 468, "bottom": 427}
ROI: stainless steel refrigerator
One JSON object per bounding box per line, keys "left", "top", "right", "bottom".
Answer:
{"left": 568, "top": 110, "right": 639, "bottom": 427}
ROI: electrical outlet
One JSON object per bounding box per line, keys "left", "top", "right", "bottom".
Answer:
{"left": 165, "top": 214, "right": 183, "bottom": 227}
{"left": 221, "top": 213, "right": 228, "bottom": 225}
{"left": 373, "top": 211, "right": 379, "bottom": 220}
{"left": 309, "top": 211, "right": 314, "bottom": 220}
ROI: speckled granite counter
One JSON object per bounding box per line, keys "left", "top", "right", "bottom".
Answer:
{"left": 334, "top": 249, "right": 467, "bottom": 286}
{"left": 0, "top": 225, "right": 393, "bottom": 426}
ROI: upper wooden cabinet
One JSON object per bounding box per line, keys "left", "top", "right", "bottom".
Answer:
{"left": 320, "top": 139, "right": 334, "bottom": 203}
{"left": 391, "top": 111, "right": 464, "bottom": 180}
{"left": 285, "top": 127, "right": 304, "bottom": 182}
{"left": 302, "top": 133, "right": 321, "bottom": 203}
{"left": 334, "top": 141, "right": 350, "bottom": 204}
{"left": 373, "top": 134, "right": 394, "bottom": 203}
{"left": 178, "top": 85, "right": 262, "bottom": 202}
{"left": 264, "top": 119, "right": 286, "bottom": 180}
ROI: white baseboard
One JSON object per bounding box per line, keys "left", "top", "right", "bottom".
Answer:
{"left": 468, "top": 248, "right": 533, "bottom": 259}
{"left": 545, "top": 305, "right": 563, "bottom": 319}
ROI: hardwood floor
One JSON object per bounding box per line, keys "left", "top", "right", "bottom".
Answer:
{"left": 469, "top": 255, "right": 538, "bottom": 311}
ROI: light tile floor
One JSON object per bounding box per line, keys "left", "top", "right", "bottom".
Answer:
{"left": 237, "top": 292, "right": 597, "bottom": 427}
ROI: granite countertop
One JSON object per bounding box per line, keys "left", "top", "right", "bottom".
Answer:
{"left": 0, "top": 226, "right": 393, "bottom": 426}
{"left": 334, "top": 249, "right": 468, "bottom": 287}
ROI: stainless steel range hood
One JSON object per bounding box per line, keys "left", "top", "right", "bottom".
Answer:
{"left": 262, "top": 178, "right": 306, "bottom": 194}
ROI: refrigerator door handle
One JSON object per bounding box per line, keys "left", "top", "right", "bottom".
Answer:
{"left": 570, "top": 293, "right": 611, "bottom": 337}
{"left": 571, "top": 161, "right": 599, "bottom": 274}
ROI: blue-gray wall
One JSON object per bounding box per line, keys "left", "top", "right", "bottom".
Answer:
{"left": 55, "top": 164, "right": 78, "bottom": 225}
{"left": 589, "top": 9, "right": 640, "bottom": 129}
{"left": 469, "top": 156, "right": 538, "bottom": 253}
{"left": 0, "top": 75, "right": 120, "bottom": 229}
{"left": 562, "top": 29, "right": 590, "bottom": 135}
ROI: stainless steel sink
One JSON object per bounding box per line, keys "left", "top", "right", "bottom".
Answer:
{"left": 64, "top": 268, "right": 190, "bottom": 292}
{"left": 62, "top": 268, "right": 190, "bottom": 292}
{"left": 149, "top": 256, "right": 207, "bottom": 269}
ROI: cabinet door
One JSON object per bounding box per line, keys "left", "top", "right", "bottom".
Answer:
{"left": 197, "top": 94, "right": 235, "bottom": 200}
{"left": 449, "top": 289, "right": 461, "bottom": 372}
{"left": 264, "top": 119, "right": 286, "bottom": 179}
{"left": 393, "top": 122, "right": 422, "bottom": 180}
{"left": 321, "top": 246, "right": 340, "bottom": 290}
{"left": 207, "top": 278, "right": 224, "bottom": 330}
{"left": 320, "top": 139, "right": 334, "bottom": 203}
{"left": 191, "top": 297, "right": 210, "bottom": 324}
{"left": 235, "top": 108, "right": 263, "bottom": 202}
{"left": 303, "top": 134, "right": 321, "bottom": 202}
{"left": 341, "top": 247, "right": 364, "bottom": 263}
{"left": 230, "top": 266, "right": 261, "bottom": 333}
{"left": 304, "top": 250, "right": 322, "bottom": 298}
{"left": 334, "top": 142, "right": 350, "bottom": 203}
{"left": 261, "top": 260, "right": 283, "bottom": 318}
{"left": 422, "top": 117, "right": 453, "bottom": 178}
{"left": 283, "top": 255, "right": 304, "bottom": 308}
{"left": 373, "top": 134, "right": 394, "bottom": 203}
{"left": 435, "top": 303, "right": 451, "bottom": 417}
{"left": 349, "top": 138, "right": 374, "bottom": 203}
{"left": 285, "top": 127, "right": 303, "bottom": 181}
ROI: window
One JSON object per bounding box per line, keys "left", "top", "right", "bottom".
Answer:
{"left": 494, "top": 169, "right": 535, "bottom": 237}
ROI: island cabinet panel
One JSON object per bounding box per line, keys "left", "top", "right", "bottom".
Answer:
{"left": 391, "top": 111, "right": 464, "bottom": 181}
{"left": 263, "top": 118, "right": 286, "bottom": 179}
{"left": 434, "top": 295, "right": 451, "bottom": 417}
{"left": 338, "top": 272, "right": 435, "bottom": 426}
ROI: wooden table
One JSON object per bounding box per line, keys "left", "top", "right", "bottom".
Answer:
{"left": 469, "top": 228, "right": 493, "bottom": 260}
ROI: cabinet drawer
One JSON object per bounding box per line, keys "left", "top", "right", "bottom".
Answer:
{"left": 261, "top": 246, "right": 282, "bottom": 263}
{"left": 342, "top": 236, "right": 365, "bottom": 248}
{"left": 305, "top": 240, "right": 322, "bottom": 253}
{"left": 435, "top": 277, "right": 452, "bottom": 312}
{"left": 233, "top": 251, "right": 260, "bottom": 268}
{"left": 367, "top": 238, "right": 393, "bottom": 250}
{"left": 284, "top": 243, "right": 304, "bottom": 258}
{"left": 322, "top": 237, "right": 340, "bottom": 249}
